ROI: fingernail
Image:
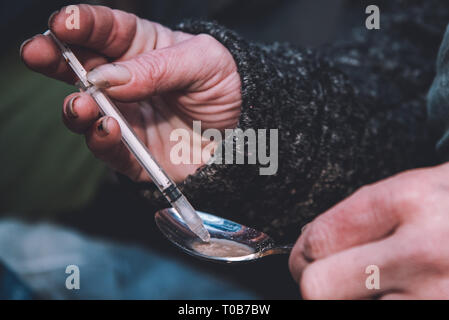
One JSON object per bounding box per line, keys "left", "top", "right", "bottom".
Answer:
{"left": 97, "top": 117, "right": 111, "bottom": 136}
{"left": 48, "top": 10, "right": 60, "bottom": 30}
{"left": 301, "top": 223, "right": 310, "bottom": 234}
{"left": 87, "top": 64, "right": 132, "bottom": 88}
{"left": 65, "top": 95, "right": 79, "bottom": 118}
{"left": 19, "top": 37, "right": 34, "bottom": 59}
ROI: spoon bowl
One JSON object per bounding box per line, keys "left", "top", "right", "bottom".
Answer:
{"left": 155, "top": 208, "right": 292, "bottom": 263}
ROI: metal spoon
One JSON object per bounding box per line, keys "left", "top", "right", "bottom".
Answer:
{"left": 155, "top": 208, "right": 293, "bottom": 263}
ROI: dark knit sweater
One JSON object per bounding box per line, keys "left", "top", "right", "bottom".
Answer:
{"left": 123, "top": 0, "right": 449, "bottom": 244}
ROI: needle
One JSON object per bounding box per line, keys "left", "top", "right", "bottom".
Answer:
{"left": 44, "top": 30, "right": 210, "bottom": 242}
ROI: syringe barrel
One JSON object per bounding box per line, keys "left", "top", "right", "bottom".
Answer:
{"left": 88, "top": 86, "right": 209, "bottom": 242}
{"left": 86, "top": 86, "right": 173, "bottom": 192}
{"left": 46, "top": 30, "right": 210, "bottom": 242}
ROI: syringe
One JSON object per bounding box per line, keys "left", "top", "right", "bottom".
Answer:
{"left": 44, "top": 30, "right": 210, "bottom": 242}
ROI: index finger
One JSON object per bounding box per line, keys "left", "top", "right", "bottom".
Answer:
{"left": 20, "top": 33, "right": 107, "bottom": 84}
{"left": 20, "top": 4, "right": 156, "bottom": 83}
{"left": 49, "top": 4, "right": 138, "bottom": 58}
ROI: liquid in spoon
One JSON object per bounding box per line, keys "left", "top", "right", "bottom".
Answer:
{"left": 191, "top": 238, "right": 254, "bottom": 258}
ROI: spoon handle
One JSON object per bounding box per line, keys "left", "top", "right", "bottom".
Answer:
{"left": 262, "top": 244, "right": 293, "bottom": 256}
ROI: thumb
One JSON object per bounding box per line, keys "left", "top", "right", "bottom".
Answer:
{"left": 86, "top": 34, "right": 226, "bottom": 102}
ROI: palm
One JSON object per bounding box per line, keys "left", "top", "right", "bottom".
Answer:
{"left": 119, "top": 85, "right": 241, "bottom": 182}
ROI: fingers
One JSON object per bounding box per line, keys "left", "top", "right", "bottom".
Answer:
{"left": 62, "top": 92, "right": 100, "bottom": 134}
{"left": 62, "top": 93, "right": 147, "bottom": 180}
{"left": 296, "top": 178, "right": 405, "bottom": 263}
{"left": 289, "top": 165, "right": 449, "bottom": 299}
{"left": 85, "top": 117, "right": 144, "bottom": 180}
{"left": 85, "top": 116, "right": 122, "bottom": 154}
{"left": 61, "top": 92, "right": 139, "bottom": 178}
{"left": 49, "top": 4, "right": 139, "bottom": 58}
{"left": 299, "top": 236, "right": 402, "bottom": 300}
{"left": 62, "top": 97, "right": 125, "bottom": 161}
{"left": 21, "top": 4, "right": 172, "bottom": 83}
{"left": 21, "top": 33, "right": 108, "bottom": 84}
{"left": 298, "top": 222, "right": 449, "bottom": 300}
{"left": 86, "top": 34, "right": 230, "bottom": 102}
{"left": 288, "top": 175, "right": 411, "bottom": 285}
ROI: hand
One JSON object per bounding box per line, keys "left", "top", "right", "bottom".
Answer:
{"left": 289, "top": 163, "right": 449, "bottom": 299}
{"left": 21, "top": 4, "right": 241, "bottom": 182}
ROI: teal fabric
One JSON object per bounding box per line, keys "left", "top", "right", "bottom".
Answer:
{"left": 0, "top": 219, "right": 256, "bottom": 299}
{"left": 428, "top": 24, "right": 449, "bottom": 157}
{"left": 0, "top": 261, "right": 34, "bottom": 300}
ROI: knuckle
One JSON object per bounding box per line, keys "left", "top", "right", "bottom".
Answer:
{"left": 194, "top": 33, "right": 227, "bottom": 60}
{"left": 396, "top": 225, "right": 447, "bottom": 270}
{"left": 352, "top": 184, "right": 378, "bottom": 207}
{"left": 354, "top": 184, "right": 374, "bottom": 202}
{"left": 132, "top": 53, "right": 167, "bottom": 93}
{"left": 360, "top": 172, "right": 427, "bottom": 219}
{"left": 357, "top": 184, "right": 374, "bottom": 195}
{"left": 302, "top": 221, "right": 332, "bottom": 260}
{"left": 195, "top": 33, "right": 218, "bottom": 47}
{"left": 401, "top": 236, "right": 440, "bottom": 267}
{"left": 390, "top": 176, "right": 427, "bottom": 215}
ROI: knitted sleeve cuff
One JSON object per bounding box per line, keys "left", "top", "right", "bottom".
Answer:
{"left": 121, "top": 20, "right": 364, "bottom": 242}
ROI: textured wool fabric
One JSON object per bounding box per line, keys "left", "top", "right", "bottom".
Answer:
{"left": 123, "top": 0, "right": 449, "bottom": 243}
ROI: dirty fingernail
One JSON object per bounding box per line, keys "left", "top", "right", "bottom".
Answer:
{"left": 48, "top": 10, "right": 60, "bottom": 30}
{"left": 97, "top": 117, "right": 111, "bottom": 136}
{"left": 87, "top": 64, "right": 131, "bottom": 88}
{"left": 65, "top": 95, "right": 79, "bottom": 119}
{"left": 19, "top": 37, "right": 34, "bottom": 59}
{"left": 301, "top": 223, "right": 310, "bottom": 234}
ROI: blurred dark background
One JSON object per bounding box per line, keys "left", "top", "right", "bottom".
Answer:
{"left": 0, "top": 0, "right": 365, "bottom": 299}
